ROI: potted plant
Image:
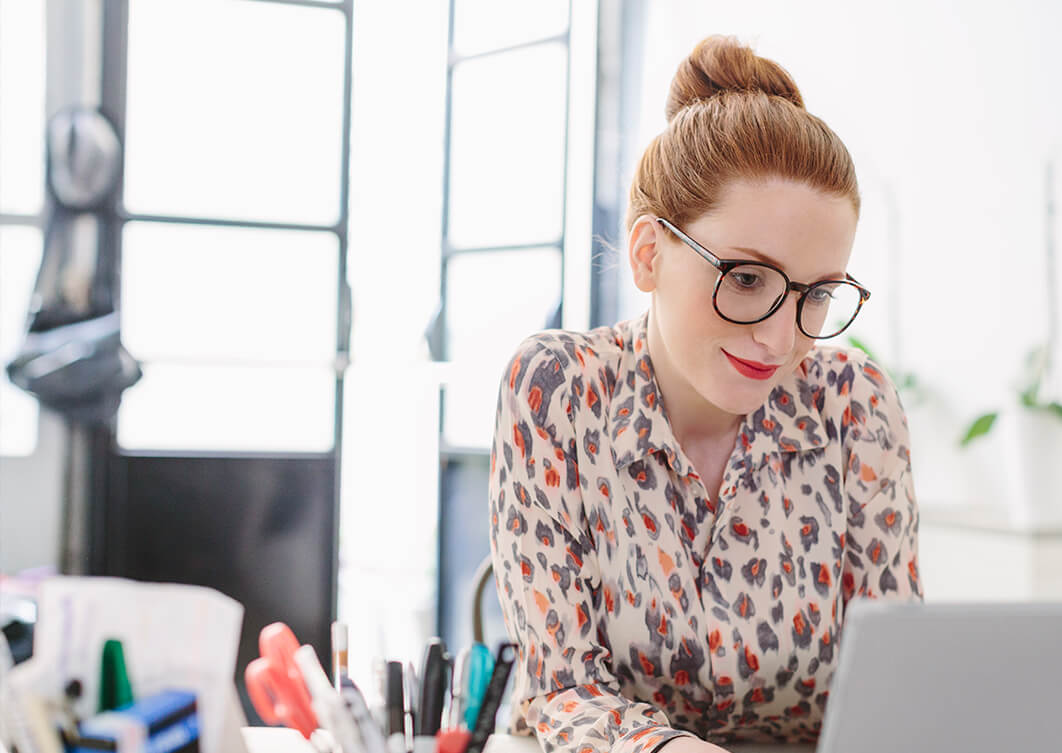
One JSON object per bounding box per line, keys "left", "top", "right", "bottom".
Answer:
{"left": 958, "top": 162, "right": 1062, "bottom": 530}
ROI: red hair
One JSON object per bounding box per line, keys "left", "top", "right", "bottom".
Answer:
{"left": 627, "top": 35, "right": 860, "bottom": 230}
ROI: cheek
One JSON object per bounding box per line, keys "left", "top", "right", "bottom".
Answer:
{"left": 777, "top": 340, "right": 815, "bottom": 380}
{"left": 791, "top": 337, "right": 815, "bottom": 364}
{"left": 681, "top": 309, "right": 737, "bottom": 347}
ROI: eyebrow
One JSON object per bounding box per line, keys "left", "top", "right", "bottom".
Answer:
{"left": 729, "top": 245, "right": 845, "bottom": 282}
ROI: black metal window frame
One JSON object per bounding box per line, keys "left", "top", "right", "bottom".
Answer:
{"left": 95, "top": 0, "right": 356, "bottom": 608}
{"left": 434, "top": 1, "right": 574, "bottom": 458}
{"left": 433, "top": 1, "right": 577, "bottom": 648}
{"left": 98, "top": 0, "right": 354, "bottom": 461}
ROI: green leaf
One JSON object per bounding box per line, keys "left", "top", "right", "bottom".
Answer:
{"left": 959, "top": 412, "right": 998, "bottom": 447}
{"left": 1046, "top": 402, "right": 1062, "bottom": 420}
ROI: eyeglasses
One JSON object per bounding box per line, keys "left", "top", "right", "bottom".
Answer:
{"left": 655, "top": 217, "right": 871, "bottom": 339}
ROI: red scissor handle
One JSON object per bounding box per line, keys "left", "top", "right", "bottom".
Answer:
{"left": 244, "top": 623, "right": 319, "bottom": 739}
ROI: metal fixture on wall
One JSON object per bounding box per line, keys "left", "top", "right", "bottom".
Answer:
{"left": 6, "top": 107, "right": 141, "bottom": 425}
{"left": 5, "top": 100, "right": 142, "bottom": 576}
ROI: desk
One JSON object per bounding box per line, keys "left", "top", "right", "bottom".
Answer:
{"left": 240, "top": 729, "right": 547, "bottom": 753}
{"left": 241, "top": 727, "right": 815, "bottom": 753}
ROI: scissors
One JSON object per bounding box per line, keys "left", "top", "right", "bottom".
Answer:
{"left": 245, "top": 622, "right": 319, "bottom": 739}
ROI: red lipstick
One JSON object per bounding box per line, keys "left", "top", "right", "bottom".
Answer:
{"left": 723, "top": 350, "right": 779, "bottom": 381}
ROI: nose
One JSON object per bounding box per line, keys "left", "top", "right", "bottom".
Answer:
{"left": 751, "top": 290, "right": 799, "bottom": 356}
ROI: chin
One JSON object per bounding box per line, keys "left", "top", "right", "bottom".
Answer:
{"left": 701, "top": 381, "right": 771, "bottom": 416}
{"left": 726, "top": 393, "right": 773, "bottom": 415}
{"left": 713, "top": 372, "right": 782, "bottom": 413}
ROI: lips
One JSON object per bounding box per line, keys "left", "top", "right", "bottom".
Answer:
{"left": 723, "top": 350, "right": 779, "bottom": 381}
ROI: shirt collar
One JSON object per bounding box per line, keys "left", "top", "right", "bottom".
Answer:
{"left": 609, "top": 311, "right": 827, "bottom": 477}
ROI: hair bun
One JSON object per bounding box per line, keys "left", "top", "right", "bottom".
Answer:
{"left": 665, "top": 35, "right": 804, "bottom": 121}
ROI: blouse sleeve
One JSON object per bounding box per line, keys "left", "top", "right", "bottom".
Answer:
{"left": 840, "top": 352, "right": 925, "bottom": 611}
{"left": 489, "top": 338, "right": 696, "bottom": 753}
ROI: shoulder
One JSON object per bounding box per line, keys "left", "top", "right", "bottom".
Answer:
{"left": 500, "top": 321, "right": 632, "bottom": 397}
{"left": 797, "top": 344, "right": 908, "bottom": 445}
{"left": 799, "top": 345, "right": 895, "bottom": 396}
{"left": 497, "top": 320, "right": 636, "bottom": 439}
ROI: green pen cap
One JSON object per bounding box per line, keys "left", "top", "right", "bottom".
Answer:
{"left": 99, "top": 638, "right": 134, "bottom": 711}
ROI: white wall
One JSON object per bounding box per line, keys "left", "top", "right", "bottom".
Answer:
{"left": 0, "top": 411, "right": 65, "bottom": 573}
{"left": 1, "top": 0, "right": 104, "bottom": 575}
{"left": 619, "top": 0, "right": 1062, "bottom": 509}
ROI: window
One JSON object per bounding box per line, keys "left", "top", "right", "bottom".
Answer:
{"left": 336, "top": 0, "right": 599, "bottom": 701}
{"left": 0, "top": 0, "right": 46, "bottom": 456}
{"left": 115, "top": 0, "right": 351, "bottom": 453}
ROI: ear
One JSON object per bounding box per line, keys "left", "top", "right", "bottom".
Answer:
{"left": 628, "top": 214, "right": 664, "bottom": 293}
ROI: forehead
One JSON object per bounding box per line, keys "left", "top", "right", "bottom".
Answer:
{"left": 688, "top": 178, "right": 858, "bottom": 277}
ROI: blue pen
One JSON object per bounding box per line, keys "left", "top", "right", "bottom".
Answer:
{"left": 463, "top": 643, "right": 494, "bottom": 731}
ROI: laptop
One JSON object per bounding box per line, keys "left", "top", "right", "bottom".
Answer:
{"left": 813, "top": 600, "right": 1062, "bottom": 753}
{"left": 486, "top": 601, "right": 1062, "bottom": 753}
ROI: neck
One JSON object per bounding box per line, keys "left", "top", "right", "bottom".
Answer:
{"left": 645, "top": 304, "right": 744, "bottom": 448}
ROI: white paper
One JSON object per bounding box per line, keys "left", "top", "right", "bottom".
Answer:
{"left": 29, "top": 576, "right": 244, "bottom": 753}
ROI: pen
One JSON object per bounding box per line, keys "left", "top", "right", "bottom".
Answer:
{"left": 293, "top": 644, "right": 360, "bottom": 753}
{"left": 331, "top": 622, "right": 348, "bottom": 691}
{"left": 370, "top": 658, "right": 389, "bottom": 732}
{"left": 446, "top": 647, "right": 470, "bottom": 729}
{"left": 340, "top": 676, "right": 389, "bottom": 753}
{"left": 461, "top": 643, "right": 494, "bottom": 731}
{"left": 434, "top": 728, "right": 471, "bottom": 753}
{"left": 384, "top": 661, "right": 405, "bottom": 753}
{"left": 98, "top": 639, "right": 133, "bottom": 712}
{"left": 415, "top": 638, "right": 448, "bottom": 736}
{"left": 463, "top": 643, "right": 517, "bottom": 753}
{"left": 404, "top": 661, "right": 417, "bottom": 752}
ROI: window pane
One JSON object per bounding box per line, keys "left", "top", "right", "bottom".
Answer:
{"left": 0, "top": 227, "right": 42, "bottom": 455}
{"left": 124, "top": 0, "right": 346, "bottom": 225}
{"left": 121, "top": 222, "right": 338, "bottom": 363}
{"left": 117, "top": 364, "right": 334, "bottom": 452}
{"left": 448, "top": 44, "right": 567, "bottom": 249}
{"left": 442, "top": 375, "right": 500, "bottom": 450}
{"left": 445, "top": 247, "right": 561, "bottom": 364}
{"left": 0, "top": 0, "right": 45, "bottom": 215}
{"left": 452, "top": 0, "right": 569, "bottom": 57}
{"left": 443, "top": 247, "right": 560, "bottom": 447}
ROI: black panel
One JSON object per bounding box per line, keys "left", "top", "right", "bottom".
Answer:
{"left": 105, "top": 454, "right": 335, "bottom": 720}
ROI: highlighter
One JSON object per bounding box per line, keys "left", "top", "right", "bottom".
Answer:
{"left": 462, "top": 643, "right": 494, "bottom": 731}
{"left": 98, "top": 638, "right": 133, "bottom": 712}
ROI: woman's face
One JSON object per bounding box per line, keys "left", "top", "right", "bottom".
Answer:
{"left": 632, "top": 177, "right": 859, "bottom": 420}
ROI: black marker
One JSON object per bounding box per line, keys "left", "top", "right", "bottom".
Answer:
{"left": 384, "top": 660, "right": 405, "bottom": 737}
{"left": 415, "top": 637, "right": 449, "bottom": 736}
{"left": 463, "top": 642, "right": 517, "bottom": 753}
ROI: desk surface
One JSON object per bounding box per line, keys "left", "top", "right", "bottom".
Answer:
{"left": 240, "top": 728, "right": 545, "bottom": 753}
{"left": 241, "top": 727, "right": 814, "bottom": 753}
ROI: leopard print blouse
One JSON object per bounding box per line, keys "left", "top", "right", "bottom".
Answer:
{"left": 488, "top": 310, "right": 923, "bottom": 752}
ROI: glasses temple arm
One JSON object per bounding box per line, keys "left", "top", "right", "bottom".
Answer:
{"left": 655, "top": 217, "right": 726, "bottom": 270}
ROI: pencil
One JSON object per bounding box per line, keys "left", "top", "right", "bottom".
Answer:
{"left": 331, "top": 621, "right": 348, "bottom": 691}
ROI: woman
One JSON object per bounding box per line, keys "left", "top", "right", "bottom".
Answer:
{"left": 488, "top": 35, "right": 922, "bottom": 753}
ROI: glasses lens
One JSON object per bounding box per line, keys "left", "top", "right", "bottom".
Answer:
{"left": 799, "top": 281, "right": 863, "bottom": 338}
{"left": 715, "top": 264, "right": 788, "bottom": 323}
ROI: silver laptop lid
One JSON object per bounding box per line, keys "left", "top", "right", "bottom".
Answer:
{"left": 816, "top": 600, "right": 1062, "bottom": 753}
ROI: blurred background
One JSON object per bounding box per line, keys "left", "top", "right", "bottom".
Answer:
{"left": 2, "top": 0, "right": 1061, "bottom": 722}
